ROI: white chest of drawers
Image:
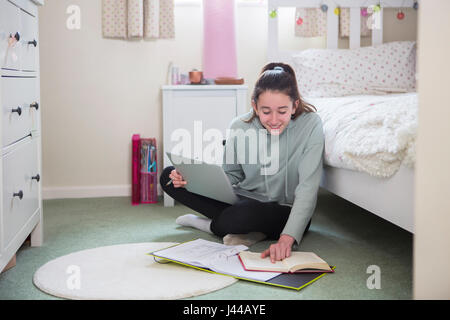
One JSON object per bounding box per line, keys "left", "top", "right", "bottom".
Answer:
{"left": 0, "top": 0, "right": 44, "bottom": 272}
{"left": 162, "top": 85, "right": 248, "bottom": 207}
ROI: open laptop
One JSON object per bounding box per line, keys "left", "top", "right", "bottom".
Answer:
{"left": 166, "top": 152, "right": 270, "bottom": 204}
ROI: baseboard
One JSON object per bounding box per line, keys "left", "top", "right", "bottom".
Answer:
{"left": 43, "top": 185, "right": 163, "bottom": 200}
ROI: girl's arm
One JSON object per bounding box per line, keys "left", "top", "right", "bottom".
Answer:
{"left": 282, "top": 130, "right": 324, "bottom": 245}
{"left": 261, "top": 141, "right": 324, "bottom": 262}
{"left": 261, "top": 120, "right": 325, "bottom": 262}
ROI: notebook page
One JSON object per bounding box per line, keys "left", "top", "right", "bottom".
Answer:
{"left": 153, "top": 239, "right": 248, "bottom": 268}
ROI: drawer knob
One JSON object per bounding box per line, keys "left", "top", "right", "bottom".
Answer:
{"left": 13, "top": 32, "right": 20, "bottom": 42}
{"left": 12, "top": 106, "right": 22, "bottom": 116}
{"left": 13, "top": 190, "right": 24, "bottom": 200}
{"left": 32, "top": 174, "right": 41, "bottom": 182}
{"left": 28, "top": 39, "right": 37, "bottom": 47}
{"left": 30, "top": 102, "right": 39, "bottom": 110}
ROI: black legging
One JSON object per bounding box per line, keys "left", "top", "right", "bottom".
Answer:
{"left": 160, "top": 166, "right": 310, "bottom": 239}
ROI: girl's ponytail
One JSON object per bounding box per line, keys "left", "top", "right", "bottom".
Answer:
{"left": 260, "top": 62, "right": 296, "bottom": 80}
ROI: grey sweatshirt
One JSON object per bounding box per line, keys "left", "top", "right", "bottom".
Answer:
{"left": 222, "top": 110, "right": 324, "bottom": 245}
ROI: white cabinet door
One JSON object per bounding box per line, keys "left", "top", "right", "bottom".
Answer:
{"left": 2, "top": 138, "right": 39, "bottom": 251}
{"left": 165, "top": 90, "right": 236, "bottom": 162}
{"left": 2, "top": 76, "right": 37, "bottom": 147}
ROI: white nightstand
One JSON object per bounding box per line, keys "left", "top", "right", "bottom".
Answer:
{"left": 162, "top": 85, "right": 248, "bottom": 207}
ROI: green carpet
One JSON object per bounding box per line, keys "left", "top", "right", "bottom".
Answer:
{"left": 0, "top": 189, "right": 412, "bottom": 300}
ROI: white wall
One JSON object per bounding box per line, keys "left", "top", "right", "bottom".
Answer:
{"left": 413, "top": 0, "right": 450, "bottom": 299}
{"left": 38, "top": 0, "right": 417, "bottom": 198}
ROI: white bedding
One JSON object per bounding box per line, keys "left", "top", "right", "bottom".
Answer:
{"left": 305, "top": 93, "right": 418, "bottom": 178}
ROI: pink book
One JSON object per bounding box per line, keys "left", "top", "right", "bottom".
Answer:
{"left": 132, "top": 134, "right": 141, "bottom": 205}
{"left": 140, "top": 138, "right": 158, "bottom": 204}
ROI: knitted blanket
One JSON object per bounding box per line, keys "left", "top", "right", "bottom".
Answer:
{"left": 307, "top": 93, "right": 417, "bottom": 177}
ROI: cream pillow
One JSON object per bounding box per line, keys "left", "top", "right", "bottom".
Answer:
{"left": 292, "top": 41, "right": 417, "bottom": 97}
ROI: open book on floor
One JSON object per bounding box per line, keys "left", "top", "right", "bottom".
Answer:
{"left": 238, "top": 251, "right": 333, "bottom": 273}
{"left": 148, "top": 239, "right": 335, "bottom": 290}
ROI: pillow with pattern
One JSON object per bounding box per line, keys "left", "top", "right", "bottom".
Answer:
{"left": 292, "top": 41, "right": 417, "bottom": 98}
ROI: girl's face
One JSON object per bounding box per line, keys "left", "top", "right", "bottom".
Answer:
{"left": 252, "top": 90, "right": 299, "bottom": 135}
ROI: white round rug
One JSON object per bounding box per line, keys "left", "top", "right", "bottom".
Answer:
{"left": 33, "top": 242, "right": 237, "bottom": 300}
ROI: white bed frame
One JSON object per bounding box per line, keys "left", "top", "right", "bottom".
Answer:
{"left": 268, "top": 0, "right": 415, "bottom": 233}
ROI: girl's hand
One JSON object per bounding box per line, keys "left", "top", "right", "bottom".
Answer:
{"left": 261, "top": 234, "right": 295, "bottom": 263}
{"left": 169, "top": 169, "right": 187, "bottom": 188}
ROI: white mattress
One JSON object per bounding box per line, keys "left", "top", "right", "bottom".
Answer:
{"left": 305, "top": 92, "right": 418, "bottom": 178}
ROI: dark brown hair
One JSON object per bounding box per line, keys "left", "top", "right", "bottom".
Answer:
{"left": 245, "top": 62, "right": 316, "bottom": 123}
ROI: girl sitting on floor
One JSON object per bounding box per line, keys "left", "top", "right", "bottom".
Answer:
{"left": 160, "top": 62, "right": 324, "bottom": 262}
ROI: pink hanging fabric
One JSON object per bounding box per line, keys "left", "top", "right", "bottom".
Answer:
{"left": 203, "top": 0, "right": 238, "bottom": 79}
